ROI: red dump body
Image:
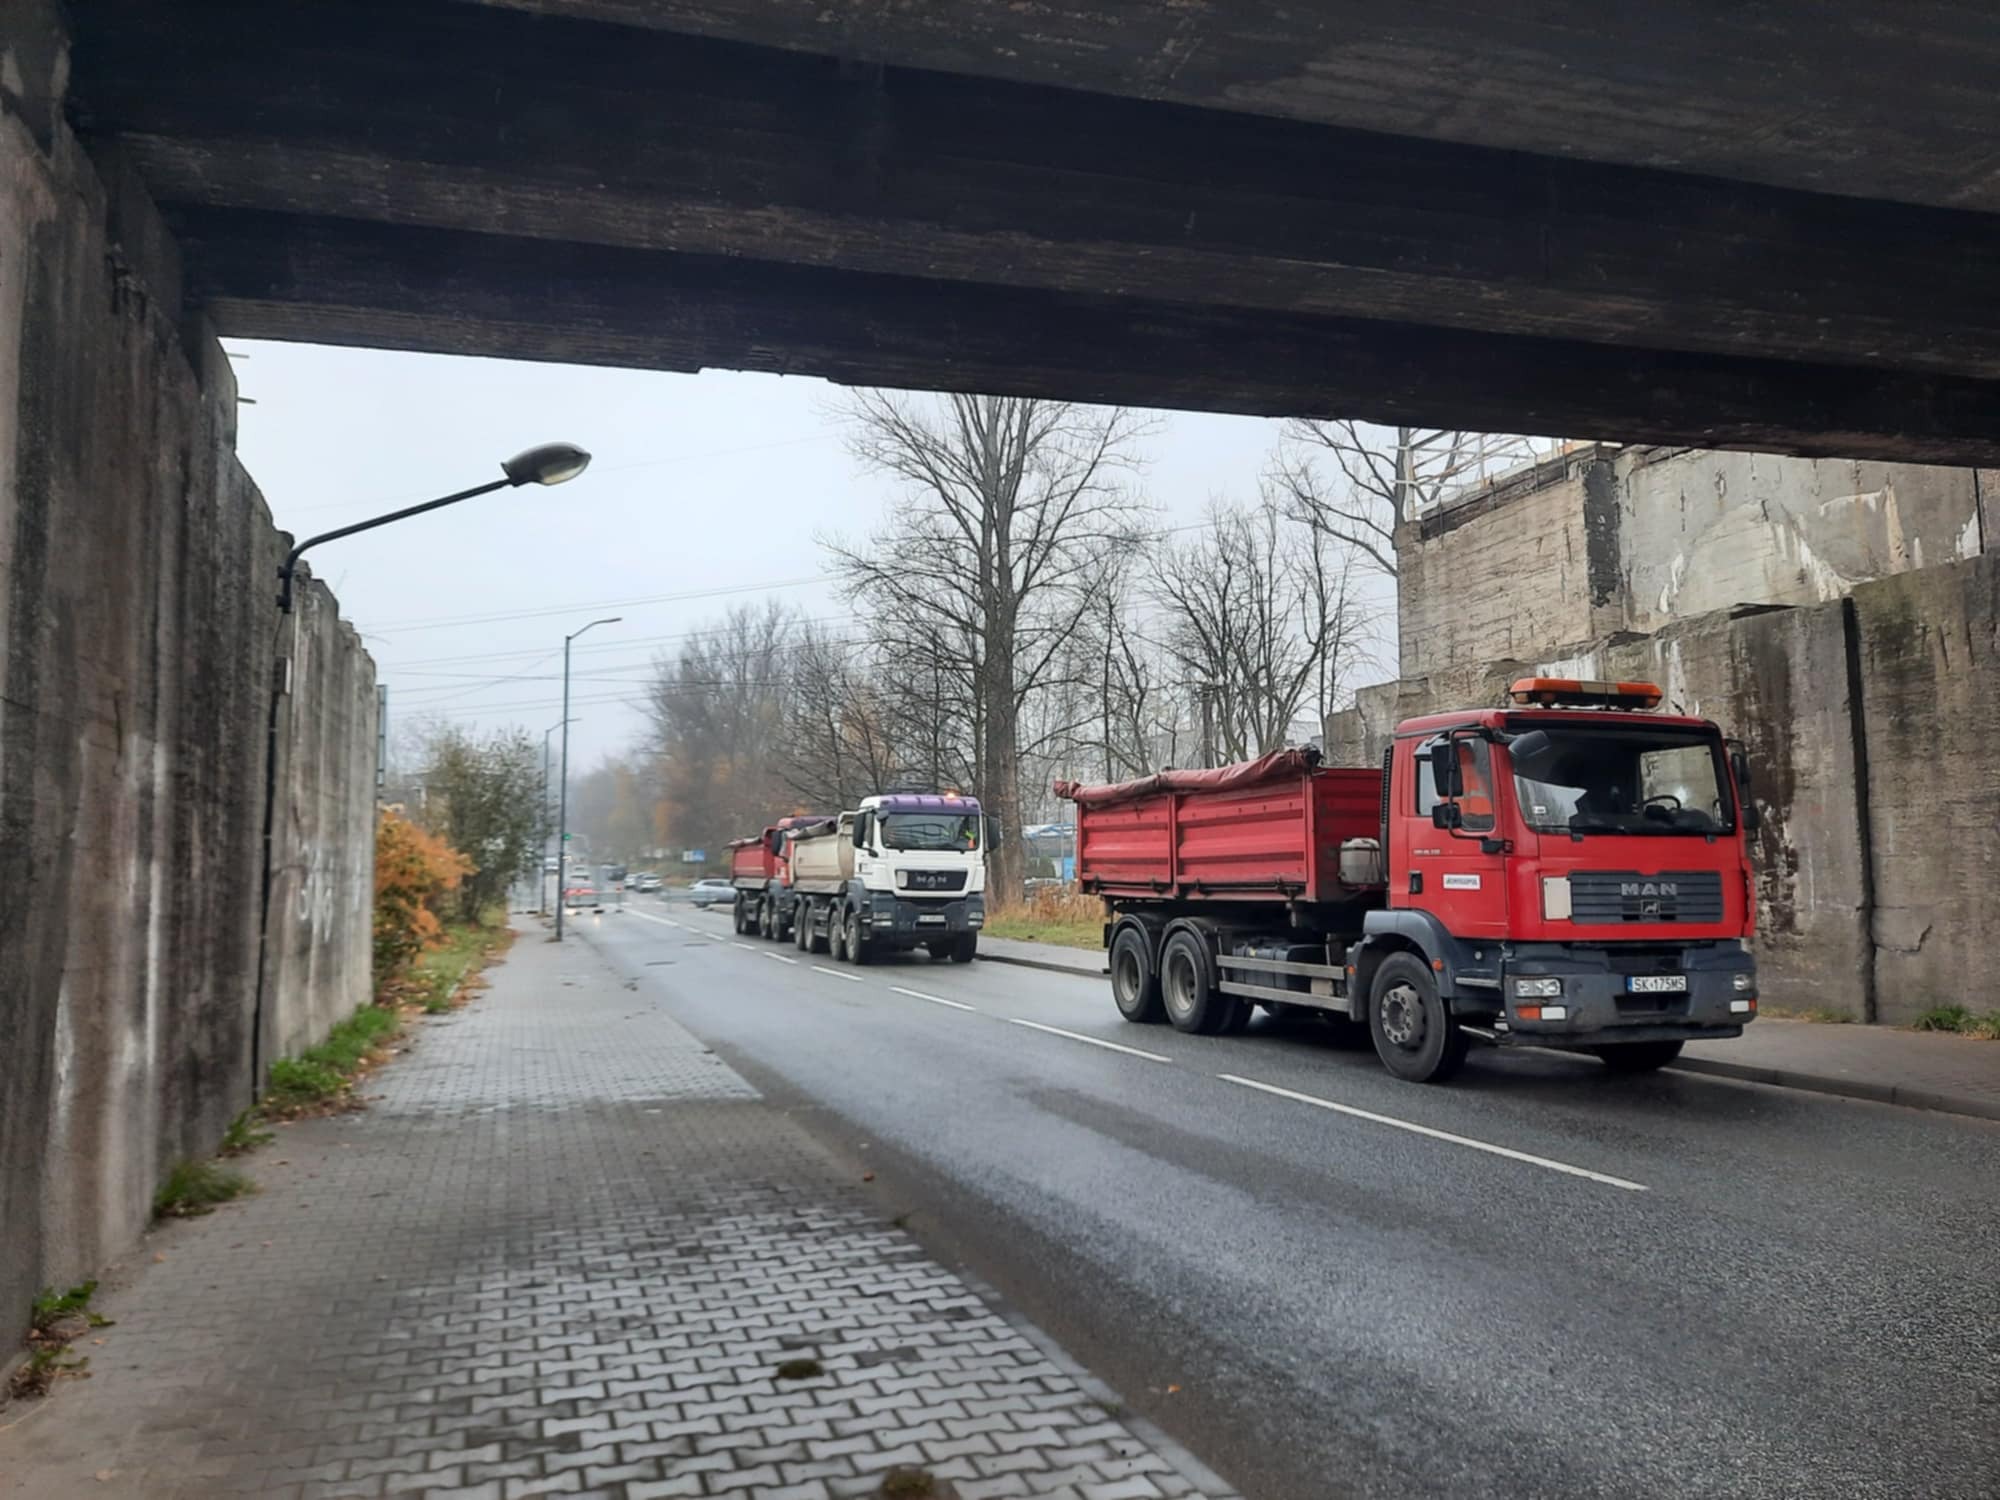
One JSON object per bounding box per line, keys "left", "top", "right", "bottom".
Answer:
{"left": 729, "top": 836, "right": 776, "bottom": 886}
{"left": 1057, "top": 750, "right": 1384, "bottom": 904}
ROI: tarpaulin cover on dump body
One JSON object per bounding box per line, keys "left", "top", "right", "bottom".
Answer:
{"left": 1054, "top": 748, "right": 1320, "bottom": 809}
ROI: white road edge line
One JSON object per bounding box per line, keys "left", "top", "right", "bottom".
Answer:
{"left": 889, "top": 986, "right": 976, "bottom": 1012}
{"left": 1217, "top": 1074, "right": 1648, "bottom": 1192}
{"left": 1008, "top": 1018, "right": 1171, "bottom": 1064}
{"left": 763, "top": 952, "right": 800, "bottom": 965}
{"left": 812, "top": 965, "right": 864, "bottom": 983}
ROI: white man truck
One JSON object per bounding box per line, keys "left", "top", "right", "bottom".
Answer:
{"left": 781, "top": 794, "right": 987, "bottom": 964}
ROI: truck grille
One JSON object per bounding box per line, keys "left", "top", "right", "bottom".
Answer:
{"left": 1568, "top": 870, "right": 1724, "bottom": 925}
{"left": 905, "top": 869, "right": 967, "bottom": 893}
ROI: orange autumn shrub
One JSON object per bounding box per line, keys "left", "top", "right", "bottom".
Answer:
{"left": 373, "top": 809, "right": 473, "bottom": 982}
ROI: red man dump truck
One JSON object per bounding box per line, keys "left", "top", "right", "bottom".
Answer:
{"left": 1057, "top": 678, "right": 1760, "bottom": 1083}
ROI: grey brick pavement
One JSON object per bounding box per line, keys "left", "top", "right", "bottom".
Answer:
{"left": 0, "top": 926, "right": 1237, "bottom": 1500}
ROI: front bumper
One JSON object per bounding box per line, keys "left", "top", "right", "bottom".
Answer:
{"left": 1490, "top": 942, "right": 1756, "bottom": 1044}
{"left": 860, "top": 893, "right": 985, "bottom": 943}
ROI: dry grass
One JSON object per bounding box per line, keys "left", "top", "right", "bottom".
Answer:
{"left": 982, "top": 887, "right": 1104, "bottom": 951}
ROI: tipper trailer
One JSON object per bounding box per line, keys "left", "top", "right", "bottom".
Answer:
{"left": 729, "top": 813, "right": 824, "bottom": 939}
{"left": 1057, "top": 678, "right": 1761, "bottom": 1083}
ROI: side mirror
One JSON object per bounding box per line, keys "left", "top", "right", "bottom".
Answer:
{"left": 852, "top": 813, "right": 869, "bottom": 850}
{"left": 1431, "top": 802, "right": 1463, "bottom": 831}
{"left": 1429, "top": 741, "right": 1463, "bottom": 798}
{"left": 1729, "top": 748, "right": 1762, "bottom": 834}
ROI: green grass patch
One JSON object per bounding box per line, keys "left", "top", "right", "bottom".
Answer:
{"left": 1761, "top": 1005, "right": 1856, "bottom": 1024}
{"left": 388, "top": 917, "right": 515, "bottom": 1012}
{"left": 980, "top": 913, "right": 1103, "bottom": 951}
{"left": 261, "top": 1003, "right": 404, "bottom": 1112}
{"left": 1910, "top": 1004, "right": 2000, "bottom": 1038}
{"left": 219, "top": 1110, "right": 274, "bottom": 1156}
{"left": 30, "top": 1283, "right": 107, "bottom": 1334}
{"left": 153, "top": 1159, "right": 252, "bottom": 1219}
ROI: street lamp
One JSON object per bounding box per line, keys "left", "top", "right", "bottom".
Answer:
{"left": 539, "top": 717, "right": 572, "bottom": 916}
{"left": 251, "top": 443, "right": 591, "bottom": 1101}
{"left": 555, "top": 617, "right": 621, "bottom": 940}
{"left": 276, "top": 442, "right": 590, "bottom": 611}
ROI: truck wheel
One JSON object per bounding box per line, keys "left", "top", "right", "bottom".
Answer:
{"left": 794, "top": 907, "right": 811, "bottom": 951}
{"left": 1109, "top": 926, "right": 1164, "bottom": 1023}
{"left": 827, "top": 908, "right": 847, "bottom": 962}
{"left": 1592, "top": 1040, "right": 1685, "bottom": 1074}
{"left": 1368, "top": 953, "right": 1470, "bottom": 1083}
{"left": 806, "top": 909, "right": 829, "bottom": 956}
{"left": 1160, "top": 929, "right": 1230, "bottom": 1034}
{"left": 732, "top": 897, "right": 748, "bottom": 935}
{"left": 949, "top": 934, "right": 977, "bottom": 963}
{"left": 1219, "top": 997, "right": 1255, "bottom": 1035}
{"left": 844, "top": 909, "right": 871, "bottom": 966}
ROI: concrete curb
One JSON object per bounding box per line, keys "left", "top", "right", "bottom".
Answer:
{"left": 978, "top": 949, "right": 1107, "bottom": 979}
{"left": 982, "top": 945, "right": 1999, "bottom": 1124}
{"left": 1666, "top": 1055, "right": 2000, "bottom": 1123}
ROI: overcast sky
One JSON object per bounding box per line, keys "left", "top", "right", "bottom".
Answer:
{"left": 230, "top": 340, "right": 1397, "bottom": 773}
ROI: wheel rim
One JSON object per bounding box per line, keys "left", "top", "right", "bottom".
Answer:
{"left": 847, "top": 914, "right": 860, "bottom": 951}
{"left": 1113, "top": 946, "right": 1141, "bottom": 1006}
{"left": 1163, "top": 950, "right": 1196, "bottom": 1023}
{"left": 1379, "top": 981, "right": 1426, "bottom": 1050}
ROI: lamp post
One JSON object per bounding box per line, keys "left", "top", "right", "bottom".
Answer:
{"left": 539, "top": 717, "right": 571, "bottom": 915}
{"left": 555, "top": 617, "right": 620, "bottom": 940}
{"left": 252, "top": 442, "right": 592, "bottom": 1101}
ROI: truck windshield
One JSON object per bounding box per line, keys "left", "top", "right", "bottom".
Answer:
{"left": 878, "top": 813, "right": 981, "bottom": 851}
{"left": 1507, "top": 725, "right": 1732, "bottom": 836}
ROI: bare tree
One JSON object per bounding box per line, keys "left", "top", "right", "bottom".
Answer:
{"left": 1148, "top": 496, "right": 1369, "bottom": 764}
{"left": 779, "top": 622, "right": 905, "bottom": 812}
{"left": 643, "top": 601, "right": 796, "bottom": 870}
{"left": 827, "top": 392, "right": 1153, "bottom": 898}
{"left": 1273, "top": 423, "right": 1565, "bottom": 580}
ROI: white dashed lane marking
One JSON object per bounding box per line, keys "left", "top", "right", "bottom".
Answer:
{"left": 889, "top": 986, "right": 977, "bottom": 1013}
{"left": 1007, "top": 1018, "right": 1172, "bottom": 1064}
{"left": 1218, "top": 1074, "right": 1648, "bottom": 1192}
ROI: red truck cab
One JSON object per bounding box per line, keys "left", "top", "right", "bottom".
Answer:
{"left": 1375, "top": 679, "right": 1759, "bottom": 1074}
{"left": 1064, "top": 678, "right": 1760, "bottom": 1086}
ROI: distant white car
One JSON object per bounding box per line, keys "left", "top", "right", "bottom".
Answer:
{"left": 630, "top": 872, "right": 662, "bottom": 893}
{"left": 563, "top": 885, "right": 601, "bottom": 912}
{"left": 688, "top": 878, "right": 735, "bottom": 909}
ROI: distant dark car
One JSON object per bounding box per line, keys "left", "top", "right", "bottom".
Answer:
{"left": 688, "top": 878, "right": 735, "bottom": 909}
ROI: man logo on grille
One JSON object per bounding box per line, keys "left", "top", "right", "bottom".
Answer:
{"left": 1621, "top": 881, "right": 1679, "bottom": 898}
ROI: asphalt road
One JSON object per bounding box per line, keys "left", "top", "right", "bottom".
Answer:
{"left": 581, "top": 903, "right": 2000, "bottom": 1500}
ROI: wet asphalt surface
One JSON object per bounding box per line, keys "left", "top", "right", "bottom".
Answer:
{"left": 583, "top": 903, "right": 2000, "bottom": 1500}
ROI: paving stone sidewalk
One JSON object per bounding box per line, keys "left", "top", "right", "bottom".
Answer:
{"left": 0, "top": 926, "right": 1237, "bottom": 1500}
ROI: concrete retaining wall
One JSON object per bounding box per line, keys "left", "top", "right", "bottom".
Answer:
{"left": 0, "top": 69, "right": 374, "bottom": 1340}
{"left": 1330, "top": 552, "right": 2000, "bottom": 1025}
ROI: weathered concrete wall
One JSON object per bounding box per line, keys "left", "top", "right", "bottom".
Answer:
{"left": 1850, "top": 556, "right": 2000, "bottom": 1025}
{"left": 1398, "top": 445, "right": 1621, "bottom": 678}
{"left": 1332, "top": 554, "right": 2000, "bottom": 1024}
{"left": 0, "top": 63, "right": 374, "bottom": 1344}
{"left": 1397, "top": 443, "right": 1990, "bottom": 676}
{"left": 1622, "top": 448, "right": 1992, "bottom": 633}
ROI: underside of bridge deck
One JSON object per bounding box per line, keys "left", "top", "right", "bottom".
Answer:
{"left": 44, "top": 0, "right": 2000, "bottom": 460}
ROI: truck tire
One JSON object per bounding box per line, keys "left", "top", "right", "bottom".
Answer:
{"left": 1109, "top": 925, "right": 1164, "bottom": 1024}
{"left": 1592, "top": 1040, "right": 1685, "bottom": 1073}
{"left": 733, "top": 896, "right": 750, "bottom": 935}
{"left": 827, "top": 906, "right": 847, "bottom": 962}
{"left": 1368, "top": 953, "right": 1470, "bottom": 1083}
{"left": 794, "top": 905, "right": 812, "bottom": 951}
{"left": 843, "top": 908, "right": 871, "bottom": 966}
{"left": 805, "top": 907, "right": 829, "bottom": 956}
{"left": 1160, "top": 928, "right": 1233, "bottom": 1034}
{"left": 949, "top": 934, "right": 977, "bottom": 963}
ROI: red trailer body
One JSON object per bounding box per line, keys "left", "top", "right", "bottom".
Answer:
{"left": 727, "top": 814, "right": 826, "bottom": 938}
{"left": 729, "top": 837, "right": 776, "bottom": 886}
{"left": 1062, "top": 750, "right": 1383, "bottom": 904}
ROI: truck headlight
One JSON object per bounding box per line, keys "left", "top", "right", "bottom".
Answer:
{"left": 1512, "top": 977, "right": 1563, "bottom": 999}
{"left": 1732, "top": 972, "right": 1755, "bottom": 992}
{"left": 894, "top": 869, "right": 908, "bottom": 888}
